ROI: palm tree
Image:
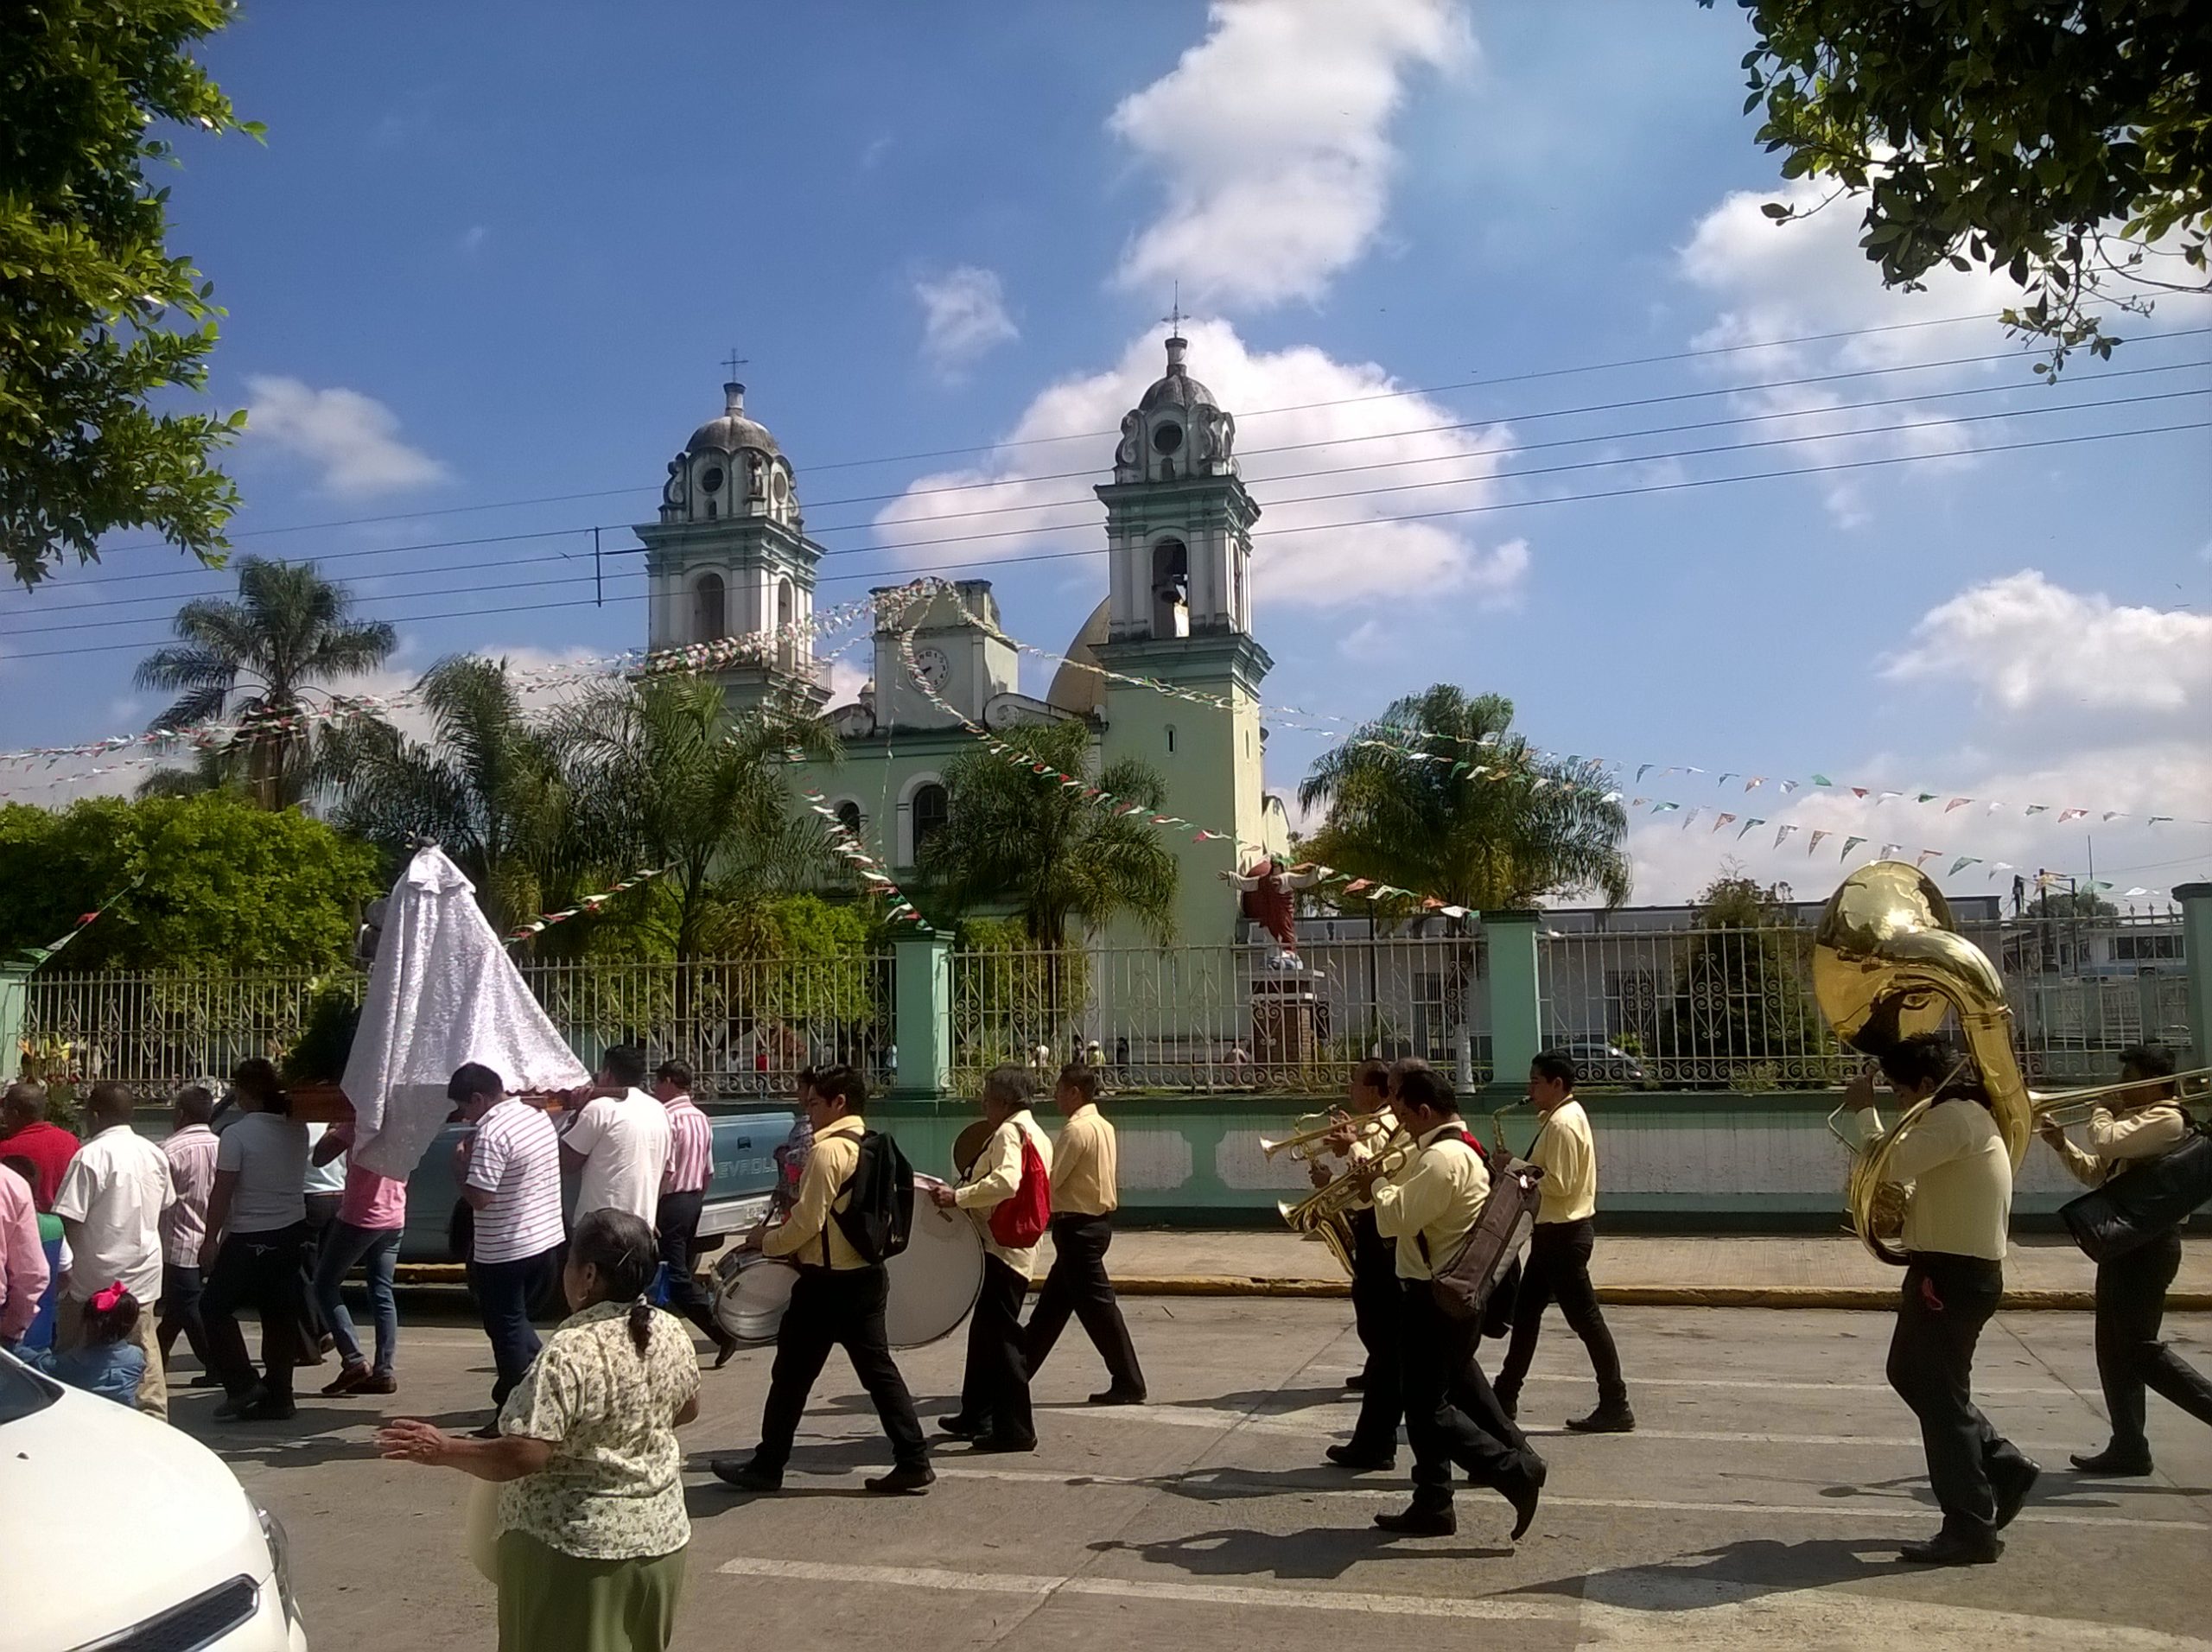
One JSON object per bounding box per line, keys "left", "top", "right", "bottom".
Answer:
{"left": 318, "top": 656, "right": 590, "bottom": 941}
{"left": 556, "top": 677, "right": 838, "bottom": 963}
{"left": 921, "top": 719, "right": 1178, "bottom": 946}
{"left": 135, "top": 556, "right": 397, "bottom": 809}
{"left": 1299, "top": 685, "right": 1630, "bottom": 913}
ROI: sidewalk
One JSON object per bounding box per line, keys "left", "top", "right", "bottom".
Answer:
{"left": 1090, "top": 1229, "right": 2212, "bottom": 1309}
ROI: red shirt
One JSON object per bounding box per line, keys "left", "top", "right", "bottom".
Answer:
{"left": 0, "top": 1120, "right": 81, "bottom": 1210}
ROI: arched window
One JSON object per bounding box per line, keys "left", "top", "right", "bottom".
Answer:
{"left": 776, "top": 578, "right": 796, "bottom": 673}
{"left": 1150, "top": 538, "right": 1190, "bottom": 639}
{"left": 693, "top": 573, "right": 727, "bottom": 642}
{"left": 911, "top": 783, "right": 950, "bottom": 862}
{"left": 835, "top": 799, "right": 862, "bottom": 837}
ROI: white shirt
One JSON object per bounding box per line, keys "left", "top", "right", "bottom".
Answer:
{"left": 467, "top": 1099, "right": 565, "bottom": 1265}
{"left": 302, "top": 1123, "right": 348, "bottom": 1197}
{"left": 51, "top": 1123, "right": 175, "bottom": 1303}
{"left": 564, "top": 1090, "right": 671, "bottom": 1226}
{"left": 215, "top": 1112, "right": 310, "bottom": 1235}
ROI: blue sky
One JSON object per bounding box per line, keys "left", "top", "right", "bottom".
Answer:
{"left": 2, "top": 0, "right": 2206, "bottom": 905}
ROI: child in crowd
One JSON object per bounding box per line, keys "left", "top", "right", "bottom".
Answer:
{"left": 29, "top": 1280, "right": 149, "bottom": 1407}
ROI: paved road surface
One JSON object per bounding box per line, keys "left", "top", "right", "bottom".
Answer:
{"left": 181, "top": 1300, "right": 2212, "bottom": 1650}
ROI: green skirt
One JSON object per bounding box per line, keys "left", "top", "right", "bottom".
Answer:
{"left": 495, "top": 1530, "right": 687, "bottom": 1652}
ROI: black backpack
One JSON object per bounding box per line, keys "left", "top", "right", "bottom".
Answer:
{"left": 831, "top": 1129, "right": 915, "bottom": 1265}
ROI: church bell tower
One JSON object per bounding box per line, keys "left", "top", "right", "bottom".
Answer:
{"left": 1094, "top": 332, "right": 1274, "bottom": 944}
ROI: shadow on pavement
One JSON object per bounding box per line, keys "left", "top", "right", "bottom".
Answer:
{"left": 1509, "top": 1535, "right": 1910, "bottom": 1611}
{"left": 1090, "top": 1526, "right": 1512, "bottom": 1581}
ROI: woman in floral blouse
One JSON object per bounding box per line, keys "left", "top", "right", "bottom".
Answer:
{"left": 379, "top": 1209, "right": 700, "bottom": 1651}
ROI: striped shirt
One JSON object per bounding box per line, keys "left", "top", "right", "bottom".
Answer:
{"left": 662, "top": 1094, "right": 714, "bottom": 1195}
{"left": 161, "top": 1123, "right": 220, "bottom": 1267}
{"left": 466, "top": 1098, "right": 565, "bottom": 1264}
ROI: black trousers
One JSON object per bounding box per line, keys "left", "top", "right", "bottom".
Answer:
{"left": 1346, "top": 1209, "right": 1406, "bottom": 1458}
{"left": 1401, "top": 1281, "right": 1534, "bottom": 1511}
{"left": 2094, "top": 1228, "right": 2212, "bottom": 1452}
{"left": 200, "top": 1224, "right": 309, "bottom": 1401}
{"left": 1496, "top": 1218, "right": 1626, "bottom": 1406}
{"left": 157, "top": 1261, "right": 210, "bottom": 1367}
{"left": 656, "top": 1188, "right": 722, "bottom": 1341}
{"left": 958, "top": 1255, "right": 1034, "bottom": 1446}
{"left": 1887, "top": 1252, "right": 2027, "bottom": 1539}
{"left": 754, "top": 1264, "right": 928, "bottom": 1472}
{"left": 471, "top": 1248, "right": 560, "bottom": 1409}
{"left": 299, "top": 1191, "right": 341, "bottom": 1344}
{"left": 1025, "top": 1214, "right": 1145, "bottom": 1395}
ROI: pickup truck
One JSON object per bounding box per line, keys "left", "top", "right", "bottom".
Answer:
{"left": 397, "top": 1102, "right": 799, "bottom": 1263}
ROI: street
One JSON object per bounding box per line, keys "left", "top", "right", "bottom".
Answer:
{"left": 184, "top": 1298, "right": 2212, "bottom": 1650}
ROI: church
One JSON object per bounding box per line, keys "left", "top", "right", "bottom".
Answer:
{"left": 636, "top": 332, "right": 1294, "bottom": 948}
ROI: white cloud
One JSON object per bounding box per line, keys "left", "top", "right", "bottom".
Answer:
{"left": 871, "top": 317, "right": 1530, "bottom": 609}
{"left": 459, "top": 225, "right": 489, "bottom": 256}
{"left": 245, "top": 376, "right": 450, "bottom": 499}
{"left": 1109, "top": 0, "right": 1469, "bottom": 308}
{"left": 912, "top": 267, "right": 1019, "bottom": 377}
{"left": 1883, "top": 570, "right": 2212, "bottom": 715}
{"left": 824, "top": 657, "right": 869, "bottom": 707}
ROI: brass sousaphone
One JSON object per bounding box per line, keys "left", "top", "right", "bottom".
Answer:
{"left": 1810, "top": 861, "right": 2033, "bottom": 1265}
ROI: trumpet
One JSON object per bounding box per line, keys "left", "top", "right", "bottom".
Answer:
{"left": 1275, "top": 1124, "right": 1416, "bottom": 1278}
{"left": 1259, "top": 1108, "right": 1385, "bottom": 1162}
{"left": 2031, "top": 1066, "right": 2212, "bottom": 1131}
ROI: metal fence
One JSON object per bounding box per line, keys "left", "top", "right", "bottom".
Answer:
{"left": 947, "top": 935, "right": 1494, "bottom": 1093}
{"left": 1538, "top": 913, "right": 2191, "bottom": 1090}
{"left": 19, "top": 954, "right": 895, "bottom": 1101}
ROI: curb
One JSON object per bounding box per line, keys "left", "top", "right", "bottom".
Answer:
{"left": 392, "top": 1264, "right": 2207, "bottom": 1312}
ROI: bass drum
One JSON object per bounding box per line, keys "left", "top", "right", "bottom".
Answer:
{"left": 712, "top": 1249, "right": 799, "bottom": 1345}
{"left": 887, "top": 1174, "right": 985, "bottom": 1348}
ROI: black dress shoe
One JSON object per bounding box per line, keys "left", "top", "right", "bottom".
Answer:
{"left": 1991, "top": 1457, "right": 2041, "bottom": 1530}
{"left": 712, "top": 1459, "right": 783, "bottom": 1493}
{"left": 188, "top": 1371, "right": 225, "bottom": 1389}
{"left": 938, "top": 1414, "right": 983, "bottom": 1439}
{"left": 237, "top": 1396, "right": 298, "bottom": 1422}
{"left": 212, "top": 1386, "right": 267, "bottom": 1420}
{"left": 1325, "top": 1444, "right": 1394, "bottom": 1471}
{"left": 1506, "top": 1452, "right": 1548, "bottom": 1541}
{"left": 1565, "top": 1403, "right": 1635, "bottom": 1434}
{"left": 471, "top": 1420, "right": 504, "bottom": 1440}
{"left": 709, "top": 1330, "right": 741, "bottom": 1371}
{"left": 1899, "top": 1529, "right": 2003, "bottom": 1566}
{"left": 1344, "top": 1373, "right": 1368, "bottom": 1394}
{"left": 1493, "top": 1388, "right": 1518, "bottom": 1422}
{"left": 1088, "top": 1388, "right": 1147, "bottom": 1407}
{"left": 1374, "top": 1504, "right": 1457, "bottom": 1537}
{"left": 969, "top": 1433, "right": 1038, "bottom": 1454}
{"left": 865, "top": 1464, "right": 938, "bottom": 1495}
{"left": 2070, "top": 1444, "right": 2154, "bottom": 1477}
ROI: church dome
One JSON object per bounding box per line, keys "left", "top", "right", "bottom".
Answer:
{"left": 1137, "top": 335, "right": 1217, "bottom": 413}
{"left": 1046, "top": 598, "right": 1110, "bottom": 719}
{"left": 687, "top": 381, "right": 781, "bottom": 457}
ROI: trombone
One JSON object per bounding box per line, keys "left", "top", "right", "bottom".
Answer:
{"left": 2030, "top": 1065, "right": 2212, "bottom": 1131}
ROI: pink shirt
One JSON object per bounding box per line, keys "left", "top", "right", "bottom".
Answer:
{"left": 1, "top": 1164, "right": 51, "bottom": 1344}
{"left": 161, "top": 1123, "right": 220, "bottom": 1267}
{"left": 328, "top": 1124, "right": 408, "bottom": 1230}
{"left": 662, "top": 1095, "right": 713, "bottom": 1195}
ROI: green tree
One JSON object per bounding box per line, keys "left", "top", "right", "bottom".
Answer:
{"left": 1717, "top": 0, "right": 2210, "bottom": 369}
{"left": 1298, "top": 686, "right": 1631, "bottom": 912}
{"left": 921, "top": 719, "right": 1179, "bottom": 946}
{"left": 0, "top": 793, "right": 378, "bottom": 970}
{"left": 319, "top": 655, "right": 591, "bottom": 941}
{"left": 1, "top": 0, "right": 259, "bottom": 588}
{"left": 135, "top": 556, "right": 397, "bottom": 808}
{"left": 557, "top": 677, "right": 837, "bottom": 963}
{"left": 1657, "top": 871, "right": 1827, "bottom": 1087}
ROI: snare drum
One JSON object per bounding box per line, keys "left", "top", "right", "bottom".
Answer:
{"left": 711, "top": 1249, "right": 799, "bottom": 1344}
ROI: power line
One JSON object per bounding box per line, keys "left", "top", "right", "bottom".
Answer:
{"left": 20, "top": 343, "right": 2209, "bottom": 609}
{"left": 7, "top": 384, "right": 2202, "bottom": 641}
{"left": 71, "top": 315, "right": 2212, "bottom": 569}
{"left": 5, "top": 415, "right": 2199, "bottom": 663}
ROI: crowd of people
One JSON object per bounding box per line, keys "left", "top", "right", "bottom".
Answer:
{"left": 3, "top": 1036, "right": 2206, "bottom": 1648}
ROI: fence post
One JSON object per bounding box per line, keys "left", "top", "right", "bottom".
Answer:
{"left": 891, "top": 932, "right": 952, "bottom": 1099}
{"left": 1481, "top": 909, "right": 1541, "bottom": 1097}
{"left": 2175, "top": 882, "right": 2212, "bottom": 1070}
{"left": 0, "top": 963, "right": 29, "bottom": 1083}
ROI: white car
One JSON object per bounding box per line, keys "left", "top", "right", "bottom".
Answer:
{"left": 0, "top": 1349, "right": 308, "bottom": 1649}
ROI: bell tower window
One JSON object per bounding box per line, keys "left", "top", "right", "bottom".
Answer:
{"left": 1150, "top": 539, "right": 1190, "bottom": 639}
{"left": 1152, "top": 422, "right": 1183, "bottom": 455}
{"left": 776, "top": 578, "right": 796, "bottom": 673}
{"left": 693, "top": 573, "right": 727, "bottom": 642}
{"left": 911, "top": 783, "right": 950, "bottom": 862}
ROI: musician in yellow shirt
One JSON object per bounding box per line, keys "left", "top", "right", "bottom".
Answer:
{"left": 1843, "top": 1032, "right": 2039, "bottom": 1566}
{"left": 1357, "top": 1066, "right": 1545, "bottom": 1541}
{"left": 1492, "top": 1050, "right": 1632, "bottom": 1433}
{"left": 1024, "top": 1065, "right": 1146, "bottom": 1403}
